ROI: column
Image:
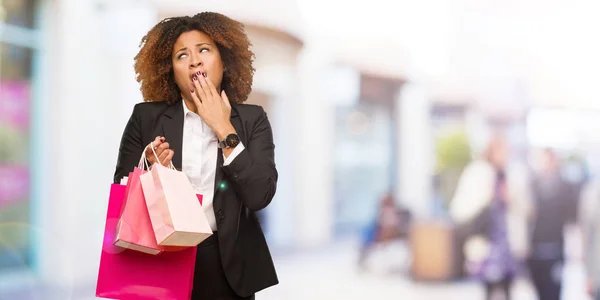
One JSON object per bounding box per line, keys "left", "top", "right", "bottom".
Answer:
{"left": 395, "top": 83, "right": 434, "bottom": 217}
{"left": 293, "top": 45, "right": 335, "bottom": 247}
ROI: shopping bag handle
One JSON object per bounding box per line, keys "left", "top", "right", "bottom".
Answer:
{"left": 137, "top": 145, "right": 151, "bottom": 170}
{"left": 139, "top": 142, "right": 176, "bottom": 170}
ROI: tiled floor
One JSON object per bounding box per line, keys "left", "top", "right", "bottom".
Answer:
{"left": 0, "top": 240, "right": 591, "bottom": 300}
{"left": 259, "top": 241, "right": 589, "bottom": 300}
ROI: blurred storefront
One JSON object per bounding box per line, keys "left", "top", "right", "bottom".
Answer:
{"left": 333, "top": 74, "right": 403, "bottom": 235}
{"left": 0, "top": 0, "right": 39, "bottom": 274}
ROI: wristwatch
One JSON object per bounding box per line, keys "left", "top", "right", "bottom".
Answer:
{"left": 218, "top": 133, "right": 240, "bottom": 149}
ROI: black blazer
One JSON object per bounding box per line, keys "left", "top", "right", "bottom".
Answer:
{"left": 113, "top": 101, "right": 279, "bottom": 297}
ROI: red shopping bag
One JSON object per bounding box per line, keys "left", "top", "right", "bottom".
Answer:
{"left": 96, "top": 183, "right": 197, "bottom": 300}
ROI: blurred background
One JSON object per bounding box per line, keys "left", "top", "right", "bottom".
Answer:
{"left": 1, "top": 0, "right": 600, "bottom": 299}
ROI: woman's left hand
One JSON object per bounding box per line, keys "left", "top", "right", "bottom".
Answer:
{"left": 190, "top": 72, "right": 234, "bottom": 139}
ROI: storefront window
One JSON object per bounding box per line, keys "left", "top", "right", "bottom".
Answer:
{"left": 333, "top": 103, "right": 393, "bottom": 234}
{"left": 1, "top": 0, "right": 36, "bottom": 28}
{"left": 0, "top": 29, "right": 35, "bottom": 270}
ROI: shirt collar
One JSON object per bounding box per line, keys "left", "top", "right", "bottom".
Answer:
{"left": 182, "top": 99, "right": 204, "bottom": 120}
{"left": 182, "top": 99, "right": 193, "bottom": 116}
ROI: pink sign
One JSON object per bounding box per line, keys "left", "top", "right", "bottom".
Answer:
{"left": 0, "top": 165, "right": 29, "bottom": 207}
{"left": 0, "top": 81, "right": 30, "bottom": 130}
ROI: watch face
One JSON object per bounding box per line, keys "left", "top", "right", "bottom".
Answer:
{"left": 226, "top": 134, "right": 240, "bottom": 147}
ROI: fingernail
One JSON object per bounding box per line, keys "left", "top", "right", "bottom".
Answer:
{"left": 160, "top": 137, "right": 165, "bottom": 142}
{"left": 202, "top": 73, "right": 207, "bottom": 78}
{"left": 191, "top": 89, "right": 194, "bottom": 93}
{"left": 196, "top": 71, "right": 201, "bottom": 76}
{"left": 193, "top": 76, "right": 197, "bottom": 81}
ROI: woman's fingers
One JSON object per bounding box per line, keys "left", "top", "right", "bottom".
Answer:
{"left": 154, "top": 142, "right": 169, "bottom": 161}
{"left": 162, "top": 150, "right": 174, "bottom": 167}
{"left": 191, "top": 87, "right": 203, "bottom": 108}
{"left": 146, "top": 136, "right": 164, "bottom": 163}
{"left": 199, "top": 73, "right": 217, "bottom": 99}
{"left": 192, "top": 74, "right": 207, "bottom": 104}
{"left": 157, "top": 141, "right": 170, "bottom": 152}
{"left": 158, "top": 148, "right": 169, "bottom": 162}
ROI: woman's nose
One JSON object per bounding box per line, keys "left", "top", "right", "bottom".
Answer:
{"left": 190, "top": 60, "right": 202, "bottom": 68}
{"left": 190, "top": 54, "right": 202, "bottom": 68}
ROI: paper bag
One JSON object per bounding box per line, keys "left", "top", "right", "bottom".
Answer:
{"left": 140, "top": 161, "right": 212, "bottom": 247}
{"left": 114, "top": 167, "right": 162, "bottom": 255}
{"left": 96, "top": 183, "right": 197, "bottom": 300}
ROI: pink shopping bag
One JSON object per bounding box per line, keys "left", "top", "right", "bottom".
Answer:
{"left": 114, "top": 167, "right": 162, "bottom": 255}
{"left": 140, "top": 144, "right": 212, "bottom": 247}
{"left": 96, "top": 183, "right": 197, "bottom": 300}
{"left": 140, "top": 163, "right": 212, "bottom": 247}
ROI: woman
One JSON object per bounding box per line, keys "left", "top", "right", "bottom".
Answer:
{"left": 113, "top": 12, "right": 278, "bottom": 300}
{"left": 450, "top": 136, "right": 531, "bottom": 300}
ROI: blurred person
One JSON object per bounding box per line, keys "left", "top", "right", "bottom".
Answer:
{"left": 113, "top": 13, "right": 278, "bottom": 300}
{"left": 579, "top": 172, "right": 600, "bottom": 300}
{"left": 357, "top": 192, "right": 411, "bottom": 271}
{"left": 527, "top": 149, "right": 579, "bottom": 300}
{"left": 450, "top": 135, "right": 532, "bottom": 300}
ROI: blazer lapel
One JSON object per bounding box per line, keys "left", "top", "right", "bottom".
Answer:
{"left": 213, "top": 104, "right": 242, "bottom": 195}
{"left": 159, "top": 102, "right": 184, "bottom": 170}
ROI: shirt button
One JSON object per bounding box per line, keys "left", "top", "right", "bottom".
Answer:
{"left": 217, "top": 210, "right": 225, "bottom": 220}
{"left": 232, "top": 172, "right": 239, "bottom": 179}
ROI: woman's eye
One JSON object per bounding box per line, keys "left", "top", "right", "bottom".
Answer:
{"left": 178, "top": 53, "right": 188, "bottom": 59}
{"left": 200, "top": 48, "right": 209, "bottom": 53}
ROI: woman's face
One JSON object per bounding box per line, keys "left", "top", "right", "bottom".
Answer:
{"left": 172, "top": 30, "right": 224, "bottom": 101}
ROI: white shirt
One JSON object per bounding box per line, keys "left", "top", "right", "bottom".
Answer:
{"left": 181, "top": 100, "right": 245, "bottom": 231}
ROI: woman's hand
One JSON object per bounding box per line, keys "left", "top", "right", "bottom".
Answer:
{"left": 190, "top": 72, "right": 235, "bottom": 140}
{"left": 145, "top": 136, "right": 174, "bottom": 167}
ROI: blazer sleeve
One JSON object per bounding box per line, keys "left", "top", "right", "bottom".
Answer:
{"left": 113, "top": 104, "right": 145, "bottom": 184}
{"left": 221, "top": 107, "right": 278, "bottom": 211}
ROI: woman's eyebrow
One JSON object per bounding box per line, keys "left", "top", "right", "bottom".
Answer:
{"left": 175, "top": 43, "right": 211, "bottom": 53}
